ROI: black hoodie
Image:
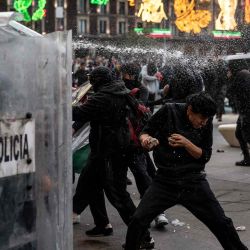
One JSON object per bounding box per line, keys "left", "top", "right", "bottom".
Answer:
{"left": 73, "top": 81, "right": 130, "bottom": 155}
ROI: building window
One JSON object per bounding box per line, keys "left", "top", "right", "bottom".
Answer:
{"left": 100, "top": 4, "right": 107, "bottom": 14}
{"left": 79, "top": 0, "right": 87, "bottom": 13}
{"left": 119, "top": 1, "right": 125, "bottom": 15}
{"left": 119, "top": 21, "right": 126, "bottom": 34}
{"left": 99, "top": 20, "right": 107, "bottom": 34}
{"left": 79, "top": 19, "right": 87, "bottom": 33}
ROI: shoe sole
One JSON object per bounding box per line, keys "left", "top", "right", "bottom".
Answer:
{"left": 155, "top": 221, "right": 168, "bottom": 228}
{"left": 86, "top": 232, "right": 113, "bottom": 237}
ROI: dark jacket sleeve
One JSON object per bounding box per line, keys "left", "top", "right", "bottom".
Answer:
{"left": 196, "top": 118, "right": 213, "bottom": 164}
{"left": 72, "top": 93, "right": 107, "bottom": 131}
{"left": 141, "top": 105, "right": 168, "bottom": 137}
{"left": 138, "top": 85, "right": 149, "bottom": 105}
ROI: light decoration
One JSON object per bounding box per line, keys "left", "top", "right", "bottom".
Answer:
{"left": 137, "top": 0, "right": 168, "bottom": 23}
{"left": 134, "top": 28, "right": 172, "bottom": 38}
{"left": 215, "top": 0, "right": 237, "bottom": 30}
{"left": 91, "top": 0, "right": 109, "bottom": 5}
{"left": 212, "top": 30, "right": 241, "bottom": 39}
{"left": 174, "top": 0, "right": 211, "bottom": 33}
{"left": 14, "top": 0, "right": 46, "bottom": 22}
{"left": 128, "top": 0, "right": 135, "bottom": 7}
{"left": 147, "top": 28, "right": 172, "bottom": 38}
{"left": 245, "top": 0, "right": 250, "bottom": 24}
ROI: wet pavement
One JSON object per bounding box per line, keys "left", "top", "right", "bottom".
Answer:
{"left": 73, "top": 113, "right": 250, "bottom": 250}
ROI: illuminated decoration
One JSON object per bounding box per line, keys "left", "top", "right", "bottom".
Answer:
{"left": 14, "top": 0, "right": 46, "bottom": 22}
{"left": 215, "top": 0, "right": 237, "bottom": 30}
{"left": 32, "top": 0, "right": 46, "bottom": 21}
{"left": 137, "top": 0, "right": 168, "bottom": 23}
{"left": 134, "top": 28, "right": 172, "bottom": 38}
{"left": 91, "top": 0, "right": 109, "bottom": 5}
{"left": 128, "top": 0, "right": 135, "bottom": 7}
{"left": 245, "top": 0, "right": 250, "bottom": 24}
{"left": 174, "top": 0, "right": 211, "bottom": 33}
{"left": 14, "top": 0, "right": 32, "bottom": 22}
{"left": 212, "top": 30, "right": 241, "bottom": 39}
{"left": 147, "top": 28, "right": 172, "bottom": 38}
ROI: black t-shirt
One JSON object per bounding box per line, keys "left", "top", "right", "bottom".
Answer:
{"left": 141, "top": 103, "right": 213, "bottom": 174}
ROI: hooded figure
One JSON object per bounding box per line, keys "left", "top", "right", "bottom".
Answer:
{"left": 227, "top": 60, "right": 250, "bottom": 166}
{"left": 72, "top": 67, "right": 155, "bottom": 246}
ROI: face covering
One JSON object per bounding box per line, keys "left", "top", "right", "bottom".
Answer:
{"left": 123, "top": 78, "right": 140, "bottom": 90}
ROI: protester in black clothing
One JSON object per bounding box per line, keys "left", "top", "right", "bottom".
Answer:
{"left": 72, "top": 67, "right": 154, "bottom": 247}
{"left": 149, "top": 63, "right": 203, "bottom": 106}
{"left": 228, "top": 60, "right": 250, "bottom": 166}
{"left": 125, "top": 92, "right": 248, "bottom": 250}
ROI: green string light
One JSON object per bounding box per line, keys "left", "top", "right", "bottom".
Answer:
{"left": 14, "top": 0, "right": 47, "bottom": 22}
{"left": 91, "top": 0, "right": 109, "bottom": 5}
{"left": 32, "top": 0, "right": 46, "bottom": 21}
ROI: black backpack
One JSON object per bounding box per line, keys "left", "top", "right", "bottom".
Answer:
{"left": 126, "top": 88, "right": 152, "bottom": 147}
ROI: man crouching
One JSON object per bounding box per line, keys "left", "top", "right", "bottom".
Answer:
{"left": 125, "top": 92, "right": 248, "bottom": 250}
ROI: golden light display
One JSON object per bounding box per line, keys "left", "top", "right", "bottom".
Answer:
{"left": 128, "top": 0, "right": 135, "bottom": 7}
{"left": 245, "top": 0, "right": 250, "bottom": 24}
{"left": 215, "top": 0, "right": 237, "bottom": 30}
{"left": 137, "top": 0, "right": 168, "bottom": 23}
{"left": 174, "top": 0, "right": 211, "bottom": 33}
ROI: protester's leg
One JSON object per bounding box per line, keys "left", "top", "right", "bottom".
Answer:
{"left": 73, "top": 154, "right": 103, "bottom": 215}
{"left": 128, "top": 151, "right": 152, "bottom": 197}
{"left": 235, "top": 117, "right": 250, "bottom": 165}
{"left": 125, "top": 178, "right": 177, "bottom": 250}
{"left": 104, "top": 153, "right": 136, "bottom": 225}
{"left": 89, "top": 188, "right": 110, "bottom": 228}
{"left": 182, "top": 179, "right": 248, "bottom": 250}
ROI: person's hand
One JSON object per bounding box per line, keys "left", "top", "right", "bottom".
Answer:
{"left": 140, "top": 134, "right": 159, "bottom": 150}
{"left": 163, "top": 84, "right": 170, "bottom": 97}
{"left": 155, "top": 72, "right": 163, "bottom": 81}
{"left": 168, "top": 134, "right": 190, "bottom": 148}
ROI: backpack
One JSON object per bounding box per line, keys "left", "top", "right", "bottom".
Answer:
{"left": 126, "top": 88, "right": 152, "bottom": 147}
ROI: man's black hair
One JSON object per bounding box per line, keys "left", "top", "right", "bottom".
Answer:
{"left": 186, "top": 92, "right": 217, "bottom": 117}
{"left": 121, "top": 63, "right": 140, "bottom": 80}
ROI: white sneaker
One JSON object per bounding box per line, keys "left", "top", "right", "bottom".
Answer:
{"left": 154, "top": 213, "right": 168, "bottom": 228}
{"left": 73, "top": 213, "right": 81, "bottom": 224}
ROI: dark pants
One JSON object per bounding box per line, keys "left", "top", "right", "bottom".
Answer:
{"left": 128, "top": 151, "right": 153, "bottom": 197}
{"left": 235, "top": 115, "right": 250, "bottom": 160}
{"left": 125, "top": 171, "right": 248, "bottom": 250}
{"left": 147, "top": 93, "right": 156, "bottom": 113}
{"left": 73, "top": 152, "right": 136, "bottom": 227}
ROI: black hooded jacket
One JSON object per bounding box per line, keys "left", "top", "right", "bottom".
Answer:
{"left": 230, "top": 69, "right": 250, "bottom": 115}
{"left": 73, "top": 81, "right": 130, "bottom": 155}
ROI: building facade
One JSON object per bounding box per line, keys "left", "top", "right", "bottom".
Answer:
{"left": 0, "top": 0, "right": 77, "bottom": 35}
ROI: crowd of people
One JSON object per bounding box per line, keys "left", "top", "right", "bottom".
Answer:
{"left": 71, "top": 54, "right": 250, "bottom": 250}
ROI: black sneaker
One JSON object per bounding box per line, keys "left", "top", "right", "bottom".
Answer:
{"left": 85, "top": 226, "right": 113, "bottom": 237}
{"left": 235, "top": 160, "right": 250, "bottom": 166}
{"left": 140, "top": 237, "right": 155, "bottom": 249}
{"left": 122, "top": 237, "right": 155, "bottom": 249}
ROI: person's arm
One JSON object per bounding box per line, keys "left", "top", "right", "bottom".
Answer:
{"left": 141, "top": 66, "right": 157, "bottom": 81}
{"left": 168, "top": 119, "right": 213, "bottom": 163}
{"left": 72, "top": 93, "right": 105, "bottom": 132}
{"left": 139, "top": 105, "right": 168, "bottom": 150}
{"left": 168, "top": 134, "right": 202, "bottom": 159}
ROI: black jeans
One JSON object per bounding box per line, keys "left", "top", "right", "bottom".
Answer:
{"left": 235, "top": 115, "right": 250, "bottom": 160}
{"left": 128, "top": 151, "right": 153, "bottom": 197}
{"left": 73, "top": 152, "right": 136, "bottom": 227}
{"left": 125, "top": 171, "right": 248, "bottom": 250}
